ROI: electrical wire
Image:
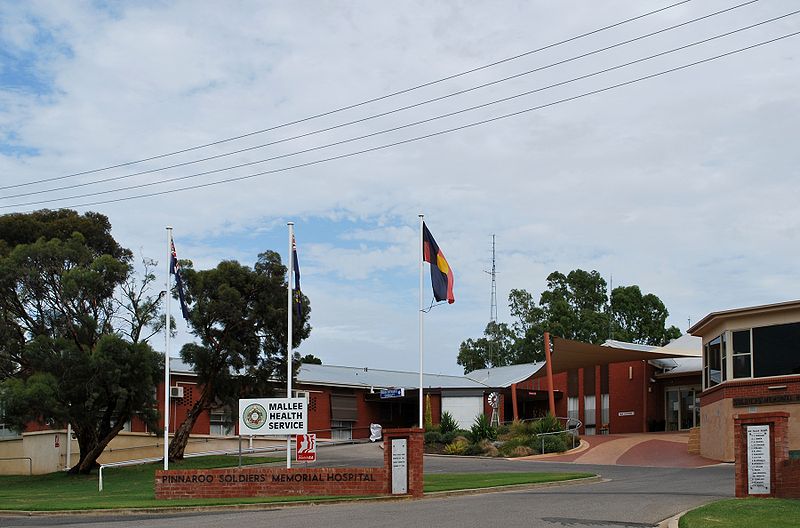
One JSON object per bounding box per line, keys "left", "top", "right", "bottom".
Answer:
{"left": 0, "top": 0, "right": 695, "bottom": 191}
{"left": 4, "top": 10, "right": 795, "bottom": 210}
{"left": 0, "top": 0, "right": 759, "bottom": 202}
{"left": 16, "top": 29, "right": 796, "bottom": 212}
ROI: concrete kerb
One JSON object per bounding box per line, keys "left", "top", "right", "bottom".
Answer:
{"left": 658, "top": 509, "right": 688, "bottom": 528}
{"left": 0, "top": 475, "right": 603, "bottom": 517}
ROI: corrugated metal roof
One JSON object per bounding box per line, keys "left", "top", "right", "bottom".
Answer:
{"left": 465, "top": 362, "right": 545, "bottom": 387}
{"left": 297, "top": 363, "right": 488, "bottom": 390}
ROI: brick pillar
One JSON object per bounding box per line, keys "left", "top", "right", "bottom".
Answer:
{"left": 733, "top": 412, "right": 789, "bottom": 498}
{"left": 383, "top": 427, "right": 424, "bottom": 497}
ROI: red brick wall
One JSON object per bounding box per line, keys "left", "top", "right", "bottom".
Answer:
{"left": 779, "top": 459, "right": 800, "bottom": 499}
{"left": 155, "top": 428, "right": 424, "bottom": 500}
{"left": 155, "top": 466, "right": 387, "bottom": 499}
{"left": 609, "top": 361, "right": 646, "bottom": 434}
{"left": 701, "top": 376, "right": 800, "bottom": 408}
{"left": 733, "top": 412, "right": 790, "bottom": 498}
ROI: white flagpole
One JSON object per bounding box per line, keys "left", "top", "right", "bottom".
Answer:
{"left": 164, "top": 227, "right": 172, "bottom": 471}
{"left": 418, "top": 214, "right": 424, "bottom": 429}
{"left": 287, "top": 222, "right": 294, "bottom": 469}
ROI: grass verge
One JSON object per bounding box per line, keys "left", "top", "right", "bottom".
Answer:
{"left": 423, "top": 472, "right": 594, "bottom": 493}
{"left": 679, "top": 498, "right": 800, "bottom": 528}
{"left": 0, "top": 457, "right": 594, "bottom": 511}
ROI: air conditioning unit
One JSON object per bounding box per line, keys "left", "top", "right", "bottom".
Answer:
{"left": 295, "top": 391, "right": 309, "bottom": 401}
{"left": 169, "top": 386, "right": 184, "bottom": 398}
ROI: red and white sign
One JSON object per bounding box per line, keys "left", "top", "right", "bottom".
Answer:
{"left": 296, "top": 433, "right": 316, "bottom": 462}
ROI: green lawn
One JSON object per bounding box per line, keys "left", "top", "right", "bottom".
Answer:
{"left": 680, "top": 498, "right": 800, "bottom": 528}
{"left": 0, "top": 457, "right": 594, "bottom": 511}
{"left": 423, "top": 472, "right": 594, "bottom": 492}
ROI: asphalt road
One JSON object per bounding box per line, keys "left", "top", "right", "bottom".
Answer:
{"left": 0, "top": 443, "right": 734, "bottom": 528}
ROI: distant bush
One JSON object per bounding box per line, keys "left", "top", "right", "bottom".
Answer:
{"left": 531, "top": 414, "right": 563, "bottom": 435}
{"left": 469, "top": 413, "right": 497, "bottom": 442}
{"left": 439, "top": 411, "right": 459, "bottom": 435}
{"left": 537, "top": 434, "right": 569, "bottom": 454}
{"left": 443, "top": 438, "right": 470, "bottom": 455}
{"left": 424, "top": 430, "right": 443, "bottom": 444}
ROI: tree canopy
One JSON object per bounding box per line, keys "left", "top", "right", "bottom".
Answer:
{"left": 0, "top": 210, "right": 163, "bottom": 473}
{"left": 168, "top": 250, "right": 311, "bottom": 460}
{"left": 457, "top": 269, "right": 681, "bottom": 373}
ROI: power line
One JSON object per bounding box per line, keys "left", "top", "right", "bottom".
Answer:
{"left": 31, "top": 29, "right": 799, "bottom": 212}
{"left": 1, "top": 0, "right": 758, "bottom": 202}
{"left": 0, "top": 0, "right": 695, "bottom": 192}
{"left": 5, "top": 10, "right": 795, "bottom": 210}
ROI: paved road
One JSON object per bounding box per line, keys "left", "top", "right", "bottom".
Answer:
{"left": 0, "top": 443, "right": 733, "bottom": 528}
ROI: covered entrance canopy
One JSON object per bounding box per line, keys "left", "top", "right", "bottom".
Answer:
{"left": 532, "top": 335, "right": 701, "bottom": 378}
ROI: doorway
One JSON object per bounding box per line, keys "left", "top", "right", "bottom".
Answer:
{"left": 665, "top": 387, "right": 700, "bottom": 431}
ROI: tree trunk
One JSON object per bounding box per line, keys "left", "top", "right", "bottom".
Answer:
{"left": 168, "top": 392, "right": 210, "bottom": 461}
{"left": 68, "top": 421, "right": 125, "bottom": 475}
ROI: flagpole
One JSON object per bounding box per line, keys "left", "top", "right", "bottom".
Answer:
{"left": 287, "top": 222, "right": 294, "bottom": 469}
{"left": 418, "top": 214, "right": 424, "bottom": 429}
{"left": 164, "top": 226, "right": 172, "bottom": 471}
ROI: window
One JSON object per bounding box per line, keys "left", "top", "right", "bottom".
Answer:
{"left": 704, "top": 335, "right": 722, "bottom": 389}
{"left": 732, "top": 330, "right": 752, "bottom": 378}
{"left": 584, "top": 395, "right": 596, "bottom": 427}
{"left": 753, "top": 322, "right": 800, "bottom": 377}
{"left": 210, "top": 411, "right": 233, "bottom": 436}
{"left": 600, "top": 394, "right": 610, "bottom": 426}
{"left": 567, "top": 397, "right": 579, "bottom": 424}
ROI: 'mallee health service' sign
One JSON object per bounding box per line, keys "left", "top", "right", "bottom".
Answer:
{"left": 239, "top": 398, "right": 307, "bottom": 436}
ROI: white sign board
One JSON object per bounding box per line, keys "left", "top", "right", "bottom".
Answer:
{"left": 747, "top": 425, "right": 770, "bottom": 495}
{"left": 391, "top": 438, "right": 408, "bottom": 495}
{"left": 238, "top": 398, "right": 307, "bottom": 436}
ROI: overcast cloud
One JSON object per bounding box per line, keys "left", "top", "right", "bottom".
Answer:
{"left": 1, "top": 0, "right": 799, "bottom": 375}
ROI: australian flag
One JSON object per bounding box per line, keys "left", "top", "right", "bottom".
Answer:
{"left": 170, "top": 236, "right": 190, "bottom": 320}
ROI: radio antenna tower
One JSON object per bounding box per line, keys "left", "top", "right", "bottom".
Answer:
{"left": 485, "top": 234, "right": 498, "bottom": 367}
{"left": 486, "top": 234, "right": 497, "bottom": 323}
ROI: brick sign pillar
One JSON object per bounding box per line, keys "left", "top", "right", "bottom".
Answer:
{"left": 733, "top": 411, "right": 789, "bottom": 498}
{"left": 383, "top": 428, "right": 424, "bottom": 498}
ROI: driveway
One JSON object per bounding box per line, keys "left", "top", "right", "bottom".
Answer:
{"left": 0, "top": 443, "right": 733, "bottom": 528}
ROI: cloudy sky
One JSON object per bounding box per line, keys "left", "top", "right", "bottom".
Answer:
{"left": 1, "top": 0, "right": 798, "bottom": 375}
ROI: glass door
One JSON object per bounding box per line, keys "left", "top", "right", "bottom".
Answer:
{"left": 666, "top": 390, "right": 679, "bottom": 431}
{"left": 665, "top": 387, "right": 700, "bottom": 431}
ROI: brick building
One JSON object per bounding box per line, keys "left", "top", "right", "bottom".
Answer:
{"left": 689, "top": 299, "right": 800, "bottom": 462}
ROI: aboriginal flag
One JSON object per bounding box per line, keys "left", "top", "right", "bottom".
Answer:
{"left": 170, "top": 237, "right": 190, "bottom": 320}
{"left": 292, "top": 234, "right": 302, "bottom": 318}
{"left": 422, "top": 223, "right": 455, "bottom": 304}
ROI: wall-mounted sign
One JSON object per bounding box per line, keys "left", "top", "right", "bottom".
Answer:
{"left": 733, "top": 394, "right": 800, "bottom": 407}
{"left": 618, "top": 411, "right": 635, "bottom": 417}
{"left": 391, "top": 438, "right": 407, "bottom": 495}
{"left": 747, "top": 425, "right": 770, "bottom": 495}
{"left": 296, "top": 434, "right": 317, "bottom": 462}
{"left": 239, "top": 398, "right": 307, "bottom": 436}
{"left": 380, "top": 388, "right": 405, "bottom": 399}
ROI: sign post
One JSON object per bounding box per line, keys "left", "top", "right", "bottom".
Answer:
{"left": 239, "top": 398, "right": 307, "bottom": 436}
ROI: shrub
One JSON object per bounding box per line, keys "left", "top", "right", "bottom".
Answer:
{"left": 469, "top": 413, "right": 497, "bottom": 442}
{"left": 443, "top": 438, "right": 469, "bottom": 455}
{"left": 534, "top": 433, "right": 569, "bottom": 454}
{"left": 463, "top": 442, "right": 485, "bottom": 456}
{"left": 424, "top": 394, "right": 433, "bottom": 431}
{"left": 511, "top": 445, "right": 534, "bottom": 457}
{"left": 531, "top": 414, "right": 563, "bottom": 435}
{"left": 424, "top": 430, "right": 443, "bottom": 444}
{"left": 440, "top": 431, "right": 458, "bottom": 444}
{"left": 439, "top": 411, "right": 459, "bottom": 435}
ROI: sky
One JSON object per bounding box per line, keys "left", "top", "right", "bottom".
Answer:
{"left": 1, "top": 0, "right": 799, "bottom": 376}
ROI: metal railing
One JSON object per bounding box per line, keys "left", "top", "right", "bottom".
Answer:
{"left": 0, "top": 456, "right": 32, "bottom": 476}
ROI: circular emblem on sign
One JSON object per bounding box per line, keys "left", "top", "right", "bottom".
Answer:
{"left": 242, "top": 403, "right": 267, "bottom": 430}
